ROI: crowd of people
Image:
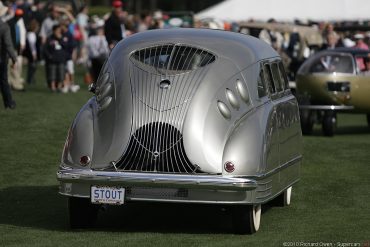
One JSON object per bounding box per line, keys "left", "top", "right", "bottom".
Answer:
{"left": 1, "top": 0, "right": 370, "bottom": 110}
{"left": 237, "top": 19, "right": 370, "bottom": 79}
{"left": 0, "top": 0, "right": 170, "bottom": 109}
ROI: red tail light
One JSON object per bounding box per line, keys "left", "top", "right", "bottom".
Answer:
{"left": 224, "top": 161, "right": 235, "bottom": 173}
{"left": 80, "top": 155, "right": 91, "bottom": 166}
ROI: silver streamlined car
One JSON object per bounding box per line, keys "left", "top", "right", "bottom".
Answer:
{"left": 57, "top": 28, "right": 303, "bottom": 234}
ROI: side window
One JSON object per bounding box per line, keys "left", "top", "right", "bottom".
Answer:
{"left": 263, "top": 64, "right": 275, "bottom": 95}
{"left": 278, "top": 62, "right": 289, "bottom": 90}
{"left": 257, "top": 66, "right": 267, "bottom": 98}
{"left": 271, "top": 63, "right": 283, "bottom": 92}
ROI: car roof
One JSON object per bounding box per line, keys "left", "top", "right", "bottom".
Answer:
{"left": 319, "top": 47, "right": 370, "bottom": 56}
{"left": 114, "top": 28, "right": 279, "bottom": 69}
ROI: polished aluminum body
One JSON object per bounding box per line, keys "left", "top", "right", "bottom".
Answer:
{"left": 58, "top": 28, "right": 302, "bottom": 205}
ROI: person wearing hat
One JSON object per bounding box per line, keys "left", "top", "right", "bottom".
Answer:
{"left": 354, "top": 33, "right": 369, "bottom": 50}
{"left": 0, "top": 1, "right": 17, "bottom": 109}
{"left": 7, "top": 7, "right": 26, "bottom": 91}
{"left": 104, "top": 0, "right": 126, "bottom": 49}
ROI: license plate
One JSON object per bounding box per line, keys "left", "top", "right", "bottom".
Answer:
{"left": 91, "top": 186, "right": 125, "bottom": 205}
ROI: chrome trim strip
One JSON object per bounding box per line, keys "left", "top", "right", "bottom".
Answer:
{"left": 240, "top": 155, "right": 302, "bottom": 179}
{"left": 126, "top": 198, "right": 249, "bottom": 204}
{"left": 299, "top": 105, "right": 354, "bottom": 110}
{"left": 57, "top": 170, "right": 257, "bottom": 191}
{"left": 59, "top": 192, "right": 90, "bottom": 198}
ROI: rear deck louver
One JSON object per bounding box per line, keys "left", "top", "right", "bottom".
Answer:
{"left": 117, "top": 122, "right": 201, "bottom": 173}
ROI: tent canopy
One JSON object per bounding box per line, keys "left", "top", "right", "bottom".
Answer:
{"left": 196, "top": 0, "right": 370, "bottom": 22}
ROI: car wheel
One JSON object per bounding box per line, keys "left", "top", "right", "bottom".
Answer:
{"left": 322, "top": 111, "right": 336, "bottom": 136}
{"left": 297, "top": 95, "right": 314, "bottom": 135}
{"left": 232, "top": 204, "right": 261, "bottom": 234}
{"left": 300, "top": 109, "right": 314, "bottom": 135}
{"left": 272, "top": 186, "right": 292, "bottom": 207}
{"left": 68, "top": 197, "right": 99, "bottom": 229}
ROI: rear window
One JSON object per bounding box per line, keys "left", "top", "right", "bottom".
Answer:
{"left": 257, "top": 67, "right": 268, "bottom": 98}
{"left": 271, "top": 63, "right": 283, "bottom": 92}
{"left": 263, "top": 64, "right": 275, "bottom": 94}
{"left": 278, "top": 62, "right": 289, "bottom": 90}
{"left": 130, "top": 44, "right": 216, "bottom": 75}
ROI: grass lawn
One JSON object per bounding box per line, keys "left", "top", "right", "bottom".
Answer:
{"left": 0, "top": 66, "right": 369, "bottom": 246}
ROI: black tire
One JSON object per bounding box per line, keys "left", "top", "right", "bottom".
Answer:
{"left": 68, "top": 197, "right": 99, "bottom": 229}
{"left": 296, "top": 94, "right": 314, "bottom": 135}
{"left": 322, "top": 111, "right": 337, "bottom": 136}
{"left": 232, "top": 205, "right": 261, "bottom": 234}
{"left": 270, "top": 187, "right": 292, "bottom": 207}
{"left": 300, "top": 109, "right": 314, "bottom": 135}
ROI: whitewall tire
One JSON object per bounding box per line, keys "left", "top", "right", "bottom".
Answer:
{"left": 232, "top": 204, "right": 262, "bottom": 234}
{"left": 285, "top": 186, "right": 292, "bottom": 206}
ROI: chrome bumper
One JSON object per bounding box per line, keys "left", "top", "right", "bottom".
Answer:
{"left": 57, "top": 158, "right": 300, "bottom": 204}
{"left": 57, "top": 169, "right": 257, "bottom": 191}
{"left": 299, "top": 105, "right": 354, "bottom": 110}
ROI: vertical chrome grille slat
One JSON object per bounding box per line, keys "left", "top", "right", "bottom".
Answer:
{"left": 117, "top": 44, "right": 216, "bottom": 173}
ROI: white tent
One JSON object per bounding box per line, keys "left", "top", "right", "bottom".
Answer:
{"left": 196, "top": 0, "right": 370, "bottom": 22}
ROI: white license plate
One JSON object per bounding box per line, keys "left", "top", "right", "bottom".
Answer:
{"left": 91, "top": 186, "right": 125, "bottom": 205}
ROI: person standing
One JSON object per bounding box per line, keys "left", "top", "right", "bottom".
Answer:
{"left": 24, "top": 19, "right": 39, "bottom": 84}
{"left": 104, "top": 0, "right": 126, "bottom": 49}
{"left": 87, "top": 21, "right": 109, "bottom": 81}
{"left": 0, "top": 2, "right": 17, "bottom": 109}
{"left": 321, "top": 32, "right": 341, "bottom": 50}
{"left": 354, "top": 33, "right": 369, "bottom": 50}
{"left": 7, "top": 8, "right": 26, "bottom": 91}
{"left": 76, "top": 5, "right": 89, "bottom": 64}
{"left": 39, "top": 5, "right": 60, "bottom": 44}
{"left": 60, "top": 20, "right": 79, "bottom": 93}
{"left": 39, "top": 4, "right": 60, "bottom": 88}
{"left": 44, "top": 24, "right": 66, "bottom": 92}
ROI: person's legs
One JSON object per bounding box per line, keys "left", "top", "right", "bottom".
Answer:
{"left": 45, "top": 61, "right": 51, "bottom": 88}
{"left": 27, "top": 61, "right": 37, "bottom": 84}
{"left": 16, "top": 55, "right": 24, "bottom": 84}
{"left": 67, "top": 60, "right": 75, "bottom": 84}
{"left": 66, "top": 59, "right": 79, "bottom": 93}
{"left": 8, "top": 57, "right": 24, "bottom": 90}
{"left": 0, "top": 61, "right": 16, "bottom": 108}
{"left": 56, "top": 63, "right": 65, "bottom": 90}
{"left": 49, "top": 63, "right": 57, "bottom": 91}
{"left": 62, "top": 60, "right": 73, "bottom": 93}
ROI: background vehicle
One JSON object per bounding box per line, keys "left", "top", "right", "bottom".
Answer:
{"left": 57, "top": 29, "right": 302, "bottom": 234}
{"left": 296, "top": 48, "right": 370, "bottom": 136}
{"left": 162, "top": 11, "right": 194, "bottom": 28}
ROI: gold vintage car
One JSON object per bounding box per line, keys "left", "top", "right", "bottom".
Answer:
{"left": 296, "top": 48, "right": 370, "bottom": 136}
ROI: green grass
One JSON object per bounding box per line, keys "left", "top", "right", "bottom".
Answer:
{"left": 0, "top": 66, "right": 369, "bottom": 246}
